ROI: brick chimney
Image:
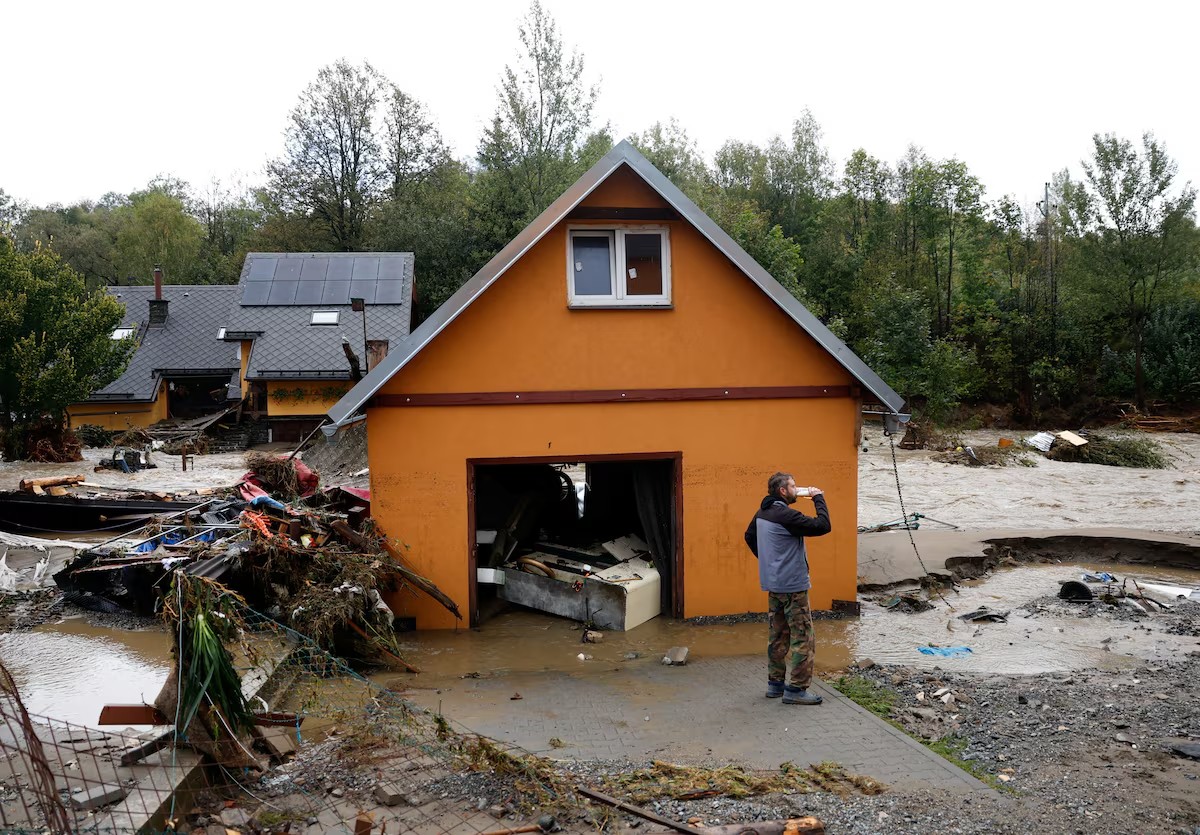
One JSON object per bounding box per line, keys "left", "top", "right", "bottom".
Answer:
{"left": 148, "top": 265, "right": 169, "bottom": 327}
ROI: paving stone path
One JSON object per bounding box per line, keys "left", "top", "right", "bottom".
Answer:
{"left": 405, "top": 653, "right": 988, "bottom": 792}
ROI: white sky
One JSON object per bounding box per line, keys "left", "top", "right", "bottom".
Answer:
{"left": 2, "top": 0, "right": 1196, "bottom": 212}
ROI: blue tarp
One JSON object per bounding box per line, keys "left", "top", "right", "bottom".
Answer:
{"left": 917, "top": 646, "right": 973, "bottom": 657}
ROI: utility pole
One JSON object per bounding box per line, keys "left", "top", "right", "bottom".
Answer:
{"left": 1037, "top": 181, "right": 1056, "bottom": 356}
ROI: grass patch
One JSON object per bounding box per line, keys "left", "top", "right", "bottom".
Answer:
{"left": 834, "top": 676, "right": 1011, "bottom": 792}
{"left": 832, "top": 675, "right": 897, "bottom": 719}
{"left": 922, "top": 734, "right": 1009, "bottom": 791}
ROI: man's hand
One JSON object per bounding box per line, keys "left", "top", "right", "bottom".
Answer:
{"left": 807, "top": 487, "right": 824, "bottom": 497}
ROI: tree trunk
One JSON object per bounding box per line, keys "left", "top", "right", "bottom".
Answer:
{"left": 1134, "top": 328, "right": 1146, "bottom": 411}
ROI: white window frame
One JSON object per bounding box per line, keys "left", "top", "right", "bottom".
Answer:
{"left": 310, "top": 310, "right": 340, "bottom": 325}
{"left": 111, "top": 326, "right": 135, "bottom": 340}
{"left": 216, "top": 327, "right": 227, "bottom": 340}
{"left": 567, "top": 226, "right": 672, "bottom": 307}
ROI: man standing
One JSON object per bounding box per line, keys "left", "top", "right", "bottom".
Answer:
{"left": 744, "top": 472, "right": 831, "bottom": 705}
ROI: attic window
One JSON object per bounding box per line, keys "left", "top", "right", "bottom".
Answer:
{"left": 568, "top": 227, "right": 670, "bottom": 307}
{"left": 216, "top": 327, "right": 226, "bottom": 340}
{"left": 310, "top": 311, "right": 340, "bottom": 326}
{"left": 111, "top": 327, "right": 135, "bottom": 340}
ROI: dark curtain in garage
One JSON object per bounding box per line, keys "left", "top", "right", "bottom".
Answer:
{"left": 631, "top": 460, "right": 675, "bottom": 613}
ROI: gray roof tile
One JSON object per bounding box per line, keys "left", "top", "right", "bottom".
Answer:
{"left": 89, "top": 285, "right": 240, "bottom": 402}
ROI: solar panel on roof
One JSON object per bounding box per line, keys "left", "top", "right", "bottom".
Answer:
{"left": 294, "top": 282, "right": 324, "bottom": 304}
{"left": 378, "top": 258, "right": 406, "bottom": 280}
{"left": 352, "top": 257, "right": 379, "bottom": 280}
{"left": 240, "top": 254, "right": 411, "bottom": 307}
{"left": 299, "top": 259, "right": 328, "bottom": 280}
{"left": 242, "top": 283, "right": 271, "bottom": 304}
{"left": 375, "top": 280, "right": 406, "bottom": 304}
{"left": 274, "top": 259, "right": 302, "bottom": 281}
{"left": 247, "top": 258, "right": 276, "bottom": 280}
{"left": 349, "top": 280, "right": 376, "bottom": 304}
{"left": 267, "top": 280, "right": 298, "bottom": 305}
{"left": 322, "top": 281, "right": 351, "bottom": 305}
{"left": 326, "top": 259, "right": 353, "bottom": 281}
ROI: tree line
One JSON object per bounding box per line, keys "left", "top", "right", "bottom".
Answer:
{"left": 2, "top": 0, "right": 1197, "bottom": 427}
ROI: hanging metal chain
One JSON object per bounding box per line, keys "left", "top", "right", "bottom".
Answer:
{"left": 888, "top": 435, "right": 953, "bottom": 609}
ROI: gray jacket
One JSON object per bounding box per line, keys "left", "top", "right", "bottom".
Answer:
{"left": 744, "top": 494, "right": 831, "bottom": 593}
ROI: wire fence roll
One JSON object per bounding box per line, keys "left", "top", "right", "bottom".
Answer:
{"left": 0, "top": 600, "right": 593, "bottom": 835}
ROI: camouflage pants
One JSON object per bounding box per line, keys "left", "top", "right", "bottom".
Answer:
{"left": 767, "top": 591, "right": 814, "bottom": 689}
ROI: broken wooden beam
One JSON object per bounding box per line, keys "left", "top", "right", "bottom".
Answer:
{"left": 330, "top": 519, "right": 462, "bottom": 621}
{"left": 19, "top": 474, "right": 85, "bottom": 493}
{"left": 575, "top": 786, "right": 693, "bottom": 833}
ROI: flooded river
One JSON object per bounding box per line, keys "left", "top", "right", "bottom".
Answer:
{"left": 2, "top": 561, "right": 1198, "bottom": 725}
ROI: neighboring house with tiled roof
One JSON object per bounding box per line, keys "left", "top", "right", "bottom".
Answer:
{"left": 66, "top": 277, "right": 241, "bottom": 431}
{"left": 223, "top": 253, "right": 415, "bottom": 442}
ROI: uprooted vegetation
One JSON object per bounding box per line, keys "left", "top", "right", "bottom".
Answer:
{"left": 1045, "top": 432, "right": 1169, "bottom": 468}
{"left": 602, "top": 759, "right": 885, "bottom": 802}
{"left": 931, "top": 444, "right": 1030, "bottom": 467}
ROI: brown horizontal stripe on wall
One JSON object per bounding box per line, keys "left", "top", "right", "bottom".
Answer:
{"left": 371, "top": 385, "right": 853, "bottom": 407}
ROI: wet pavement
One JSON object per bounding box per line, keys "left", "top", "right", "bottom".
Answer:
{"left": 396, "top": 655, "right": 989, "bottom": 792}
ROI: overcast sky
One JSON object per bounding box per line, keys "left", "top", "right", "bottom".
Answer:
{"left": 3, "top": 0, "right": 1196, "bottom": 212}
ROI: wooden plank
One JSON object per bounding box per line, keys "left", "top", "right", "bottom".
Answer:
{"left": 373, "top": 386, "right": 852, "bottom": 408}
{"left": 19, "top": 474, "right": 85, "bottom": 493}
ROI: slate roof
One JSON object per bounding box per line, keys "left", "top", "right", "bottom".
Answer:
{"left": 327, "top": 141, "right": 905, "bottom": 425}
{"left": 88, "top": 285, "right": 241, "bottom": 402}
{"left": 227, "top": 253, "right": 415, "bottom": 380}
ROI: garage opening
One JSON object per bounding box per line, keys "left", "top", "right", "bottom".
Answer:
{"left": 469, "top": 455, "right": 681, "bottom": 630}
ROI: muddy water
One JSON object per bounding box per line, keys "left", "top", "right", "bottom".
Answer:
{"left": 2, "top": 563, "right": 1196, "bottom": 727}
{"left": 850, "top": 562, "right": 1200, "bottom": 674}
{"left": 0, "top": 447, "right": 254, "bottom": 493}
{"left": 384, "top": 562, "right": 1200, "bottom": 687}
{"left": 0, "top": 617, "right": 171, "bottom": 725}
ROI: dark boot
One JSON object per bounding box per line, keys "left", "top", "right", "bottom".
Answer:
{"left": 782, "top": 686, "right": 823, "bottom": 705}
{"left": 766, "top": 680, "right": 784, "bottom": 699}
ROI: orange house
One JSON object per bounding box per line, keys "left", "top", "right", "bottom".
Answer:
{"left": 327, "top": 142, "right": 904, "bottom": 630}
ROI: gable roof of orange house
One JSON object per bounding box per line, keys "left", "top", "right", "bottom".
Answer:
{"left": 327, "top": 140, "right": 904, "bottom": 425}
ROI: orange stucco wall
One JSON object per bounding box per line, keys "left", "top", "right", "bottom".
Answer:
{"left": 367, "top": 164, "right": 862, "bottom": 629}
{"left": 67, "top": 380, "right": 169, "bottom": 431}
{"left": 238, "top": 341, "right": 252, "bottom": 399}
{"left": 266, "top": 381, "right": 351, "bottom": 417}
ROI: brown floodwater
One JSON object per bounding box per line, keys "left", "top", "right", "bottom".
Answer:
{"left": 0, "top": 617, "right": 171, "bottom": 726}
{"left": 381, "top": 561, "right": 1200, "bottom": 688}
{"left": 2, "top": 562, "right": 1198, "bottom": 728}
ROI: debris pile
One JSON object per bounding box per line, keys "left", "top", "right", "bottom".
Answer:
{"left": 54, "top": 454, "right": 460, "bottom": 664}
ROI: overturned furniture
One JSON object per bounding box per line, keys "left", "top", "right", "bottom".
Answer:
{"left": 483, "top": 535, "right": 662, "bottom": 631}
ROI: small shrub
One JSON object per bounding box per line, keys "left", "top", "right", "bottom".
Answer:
{"left": 75, "top": 424, "right": 117, "bottom": 447}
